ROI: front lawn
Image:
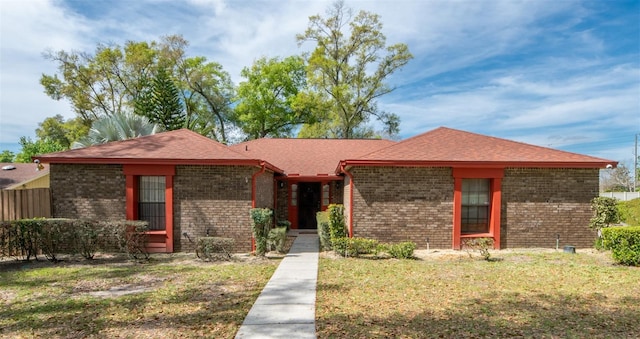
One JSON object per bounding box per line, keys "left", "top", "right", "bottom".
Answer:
{"left": 316, "top": 250, "right": 640, "bottom": 338}
{"left": 0, "top": 254, "right": 278, "bottom": 338}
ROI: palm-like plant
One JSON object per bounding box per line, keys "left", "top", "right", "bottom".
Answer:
{"left": 71, "top": 113, "right": 162, "bottom": 149}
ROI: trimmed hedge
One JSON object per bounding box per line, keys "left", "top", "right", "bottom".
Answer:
{"left": 618, "top": 198, "right": 640, "bottom": 226}
{"left": 316, "top": 211, "right": 331, "bottom": 251}
{"left": 250, "top": 208, "right": 273, "bottom": 256}
{"left": 196, "top": 237, "right": 234, "bottom": 261}
{"left": 601, "top": 226, "right": 640, "bottom": 266}
{"left": 332, "top": 237, "right": 416, "bottom": 259}
{"left": 0, "top": 218, "right": 149, "bottom": 261}
{"left": 387, "top": 241, "right": 417, "bottom": 259}
{"left": 267, "top": 227, "right": 288, "bottom": 253}
{"left": 333, "top": 237, "right": 379, "bottom": 257}
{"left": 328, "top": 204, "right": 347, "bottom": 242}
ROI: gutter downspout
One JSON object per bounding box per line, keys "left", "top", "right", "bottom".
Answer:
{"left": 340, "top": 163, "right": 354, "bottom": 238}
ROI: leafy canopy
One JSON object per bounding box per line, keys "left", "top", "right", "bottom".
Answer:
{"left": 15, "top": 137, "right": 66, "bottom": 163}
{"left": 41, "top": 35, "right": 234, "bottom": 143}
{"left": 234, "top": 56, "right": 325, "bottom": 139}
{"left": 296, "top": 0, "right": 412, "bottom": 138}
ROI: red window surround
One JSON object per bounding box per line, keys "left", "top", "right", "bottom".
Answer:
{"left": 124, "top": 165, "right": 175, "bottom": 253}
{"left": 452, "top": 168, "right": 503, "bottom": 250}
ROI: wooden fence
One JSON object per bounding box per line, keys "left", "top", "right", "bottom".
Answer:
{"left": 0, "top": 188, "right": 52, "bottom": 222}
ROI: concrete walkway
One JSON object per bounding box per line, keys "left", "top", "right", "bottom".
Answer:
{"left": 235, "top": 234, "right": 319, "bottom": 339}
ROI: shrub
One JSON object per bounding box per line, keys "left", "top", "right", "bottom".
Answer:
{"left": 39, "top": 219, "right": 76, "bottom": 262}
{"left": 267, "top": 227, "right": 288, "bottom": 253}
{"left": 590, "top": 197, "right": 620, "bottom": 230}
{"left": 196, "top": 237, "right": 235, "bottom": 261}
{"left": 332, "top": 237, "right": 379, "bottom": 257}
{"left": 7, "top": 219, "right": 43, "bottom": 261}
{"left": 328, "top": 204, "right": 347, "bottom": 248}
{"left": 276, "top": 220, "right": 291, "bottom": 231}
{"left": 316, "top": 211, "right": 331, "bottom": 250}
{"left": 462, "top": 237, "right": 494, "bottom": 261}
{"left": 106, "top": 220, "right": 149, "bottom": 260}
{"left": 618, "top": 198, "right": 640, "bottom": 226}
{"left": 250, "top": 208, "right": 273, "bottom": 256}
{"left": 74, "top": 219, "right": 103, "bottom": 259}
{"left": 387, "top": 241, "right": 416, "bottom": 259}
{"left": 601, "top": 226, "right": 640, "bottom": 266}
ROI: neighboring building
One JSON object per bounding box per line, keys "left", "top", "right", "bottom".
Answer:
{"left": 0, "top": 163, "right": 50, "bottom": 190}
{"left": 36, "top": 127, "right": 615, "bottom": 253}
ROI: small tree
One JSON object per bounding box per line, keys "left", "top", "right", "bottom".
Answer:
{"left": 590, "top": 196, "right": 621, "bottom": 249}
{"left": 328, "top": 204, "right": 347, "bottom": 249}
{"left": 590, "top": 197, "right": 621, "bottom": 230}
{"left": 250, "top": 208, "right": 273, "bottom": 256}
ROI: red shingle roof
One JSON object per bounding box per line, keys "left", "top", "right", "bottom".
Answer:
{"left": 36, "top": 129, "right": 282, "bottom": 172}
{"left": 343, "top": 127, "right": 614, "bottom": 167}
{"left": 230, "top": 138, "right": 396, "bottom": 176}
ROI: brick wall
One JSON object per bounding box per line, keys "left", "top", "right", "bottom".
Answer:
{"left": 254, "top": 170, "right": 274, "bottom": 209}
{"left": 276, "top": 182, "right": 288, "bottom": 223}
{"left": 501, "top": 168, "right": 599, "bottom": 248}
{"left": 174, "top": 165, "right": 258, "bottom": 252}
{"left": 50, "top": 164, "right": 126, "bottom": 220}
{"left": 349, "top": 167, "right": 454, "bottom": 248}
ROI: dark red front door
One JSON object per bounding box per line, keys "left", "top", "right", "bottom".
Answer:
{"left": 298, "top": 182, "right": 321, "bottom": 229}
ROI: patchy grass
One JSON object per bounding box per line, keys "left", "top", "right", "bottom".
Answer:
{"left": 0, "top": 254, "right": 278, "bottom": 338}
{"left": 317, "top": 250, "right": 640, "bottom": 338}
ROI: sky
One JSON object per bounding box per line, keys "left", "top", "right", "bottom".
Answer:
{"left": 0, "top": 0, "right": 639, "bottom": 165}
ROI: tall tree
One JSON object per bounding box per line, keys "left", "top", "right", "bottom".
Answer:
{"left": 135, "top": 68, "right": 185, "bottom": 131}
{"left": 179, "top": 57, "right": 235, "bottom": 142}
{"left": 0, "top": 150, "right": 15, "bottom": 162}
{"left": 15, "top": 137, "right": 66, "bottom": 163}
{"left": 297, "top": 0, "right": 412, "bottom": 138}
{"left": 36, "top": 114, "right": 90, "bottom": 149}
{"left": 72, "top": 113, "right": 162, "bottom": 149}
{"left": 234, "top": 56, "right": 324, "bottom": 139}
{"left": 601, "top": 164, "right": 634, "bottom": 192}
{"left": 41, "top": 35, "right": 234, "bottom": 142}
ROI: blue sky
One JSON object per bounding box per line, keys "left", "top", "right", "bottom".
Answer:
{"left": 0, "top": 0, "right": 638, "bottom": 165}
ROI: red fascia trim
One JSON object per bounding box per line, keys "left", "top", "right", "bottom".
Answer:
{"left": 452, "top": 178, "right": 462, "bottom": 249}
{"left": 40, "top": 158, "right": 284, "bottom": 173}
{"left": 285, "top": 175, "right": 342, "bottom": 182}
{"left": 123, "top": 164, "right": 175, "bottom": 176}
{"left": 337, "top": 160, "right": 613, "bottom": 173}
{"left": 453, "top": 172, "right": 503, "bottom": 250}
{"left": 165, "top": 175, "right": 174, "bottom": 252}
{"left": 340, "top": 164, "right": 354, "bottom": 238}
{"left": 453, "top": 167, "right": 504, "bottom": 179}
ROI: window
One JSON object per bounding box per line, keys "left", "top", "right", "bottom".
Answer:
{"left": 322, "top": 184, "right": 330, "bottom": 207}
{"left": 461, "top": 179, "right": 490, "bottom": 234}
{"left": 291, "top": 184, "right": 298, "bottom": 206}
{"left": 138, "top": 176, "right": 166, "bottom": 230}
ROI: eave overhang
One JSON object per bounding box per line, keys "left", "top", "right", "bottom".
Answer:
{"left": 335, "top": 159, "right": 617, "bottom": 174}
{"left": 36, "top": 157, "right": 284, "bottom": 174}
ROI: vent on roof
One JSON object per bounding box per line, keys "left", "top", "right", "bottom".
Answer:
{"left": 2, "top": 165, "right": 16, "bottom": 171}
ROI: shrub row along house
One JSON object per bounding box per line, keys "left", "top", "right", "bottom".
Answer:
{"left": 35, "top": 127, "right": 614, "bottom": 253}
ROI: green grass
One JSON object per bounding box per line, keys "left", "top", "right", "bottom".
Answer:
{"left": 317, "top": 251, "right": 640, "bottom": 338}
{"left": 619, "top": 197, "right": 640, "bottom": 226}
{"left": 0, "top": 255, "right": 277, "bottom": 338}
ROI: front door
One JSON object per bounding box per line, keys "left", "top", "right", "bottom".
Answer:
{"left": 298, "top": 182, "right": 321, "bottom": 229}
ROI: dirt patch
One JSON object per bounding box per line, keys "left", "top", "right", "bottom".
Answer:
{"left": 86, "top": 284, "right": 155, "bottom": 298}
